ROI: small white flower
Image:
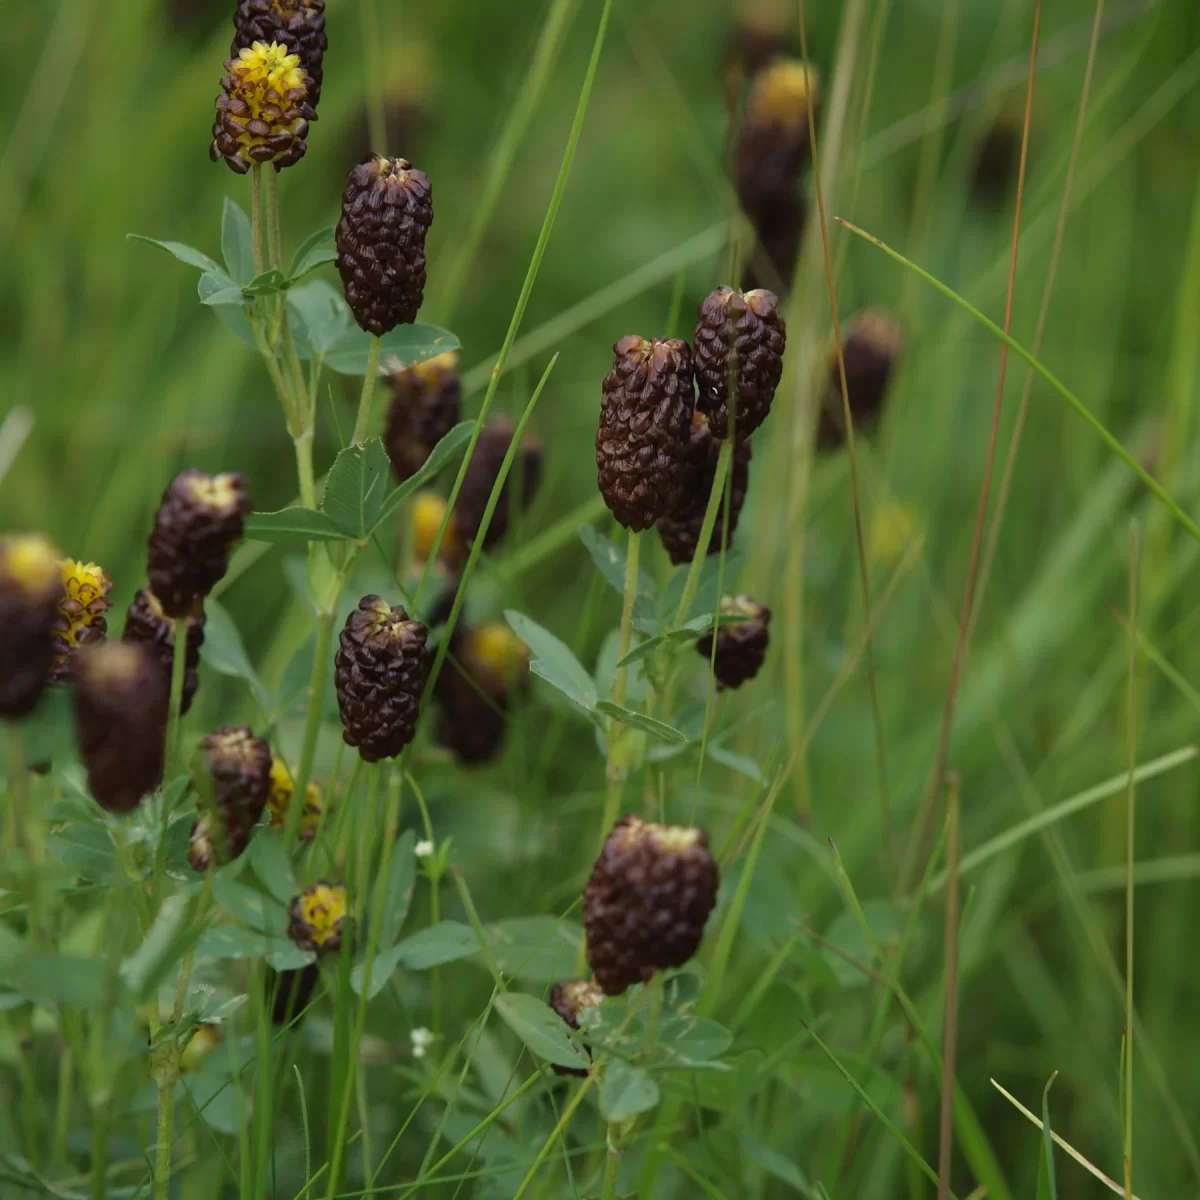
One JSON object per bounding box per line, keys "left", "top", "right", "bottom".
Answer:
{"left": 410, "top": 1027, "right": 433, "bottom": 1059}
{"left": 414, "top": 839, "right": 434, "bottom": 859}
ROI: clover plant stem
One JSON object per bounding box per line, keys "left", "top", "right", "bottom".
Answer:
{"left": 265, "top": 166, "right": 283, "bottom": 274}
{"left": 251, "top": 165, "right": 265, "bottom": 278}
{"left": 166, "top": 621, "right": 189, "bottom": 778}
{"left": 601, "top": 1130, "right": 621, "bottom": 1200}
{"left": 353, "top": 336, "right": 382, "bottom": 446}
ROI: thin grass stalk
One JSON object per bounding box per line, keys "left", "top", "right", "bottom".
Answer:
{"left": 285, "top": 608, "right": 336, "bottom": 850}
{"left": 413, "top": 0, "right": 615, "bottom": 613}
{"left": 968, "top": 0, "right": 1105, "bottom": 646}
{"left": 900, "top": 0, "right": 1042, "bottom": 886}
{"left": 435, "top": 0, "right": 580, "bottom": 321}
{"left": 1124, "top": 523, "right": 1139, "bottom": 1198}
{"left": 359, "top": 0, "right": 387, "bottom": 153}
{"left": 672, "top": 441, "right": 731, "bottom": 629}
{"left": 937, "top": 773, "right": 962, "bottom": 1200}
{"left": 798, "top": 0, "right": 892, "bottom": 876}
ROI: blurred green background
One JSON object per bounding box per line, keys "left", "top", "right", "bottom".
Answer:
{"left": 5, "top": 0, "right": 1200, "bottom": 1194}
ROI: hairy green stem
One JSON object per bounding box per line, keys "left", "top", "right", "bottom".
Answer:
{"left": 153, "top": 1048, "right": 179, "bottom": 1200}
{"left": 352, "top": 336, "right": 381, "bottom": 445}
{"left": 166, "top": 621, "right": 189, "bottom": 777}
{"left": 672, "top": 440, "right": 732, "bottom": 628}
{"left": 601, "top": 1128, "right": 621, "bottom": 1200}
{"left": 251, "top": 165, "right": 264, "bottom": 278}
{"left": 265, "top": 167, "right": 283, "bottom": 274}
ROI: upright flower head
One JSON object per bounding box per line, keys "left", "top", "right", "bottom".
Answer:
{"left": 121, "top": 588, "right": 207, "bottom": 715}
{"left": 146, "top": 469, "right": 250, "bottom": 619}
{"left": 288, "top": 881, "right": 347, "bottom": 953}
{"left": 818, "top": 308, "right": 904, "bottom": 451}
{"left": 432, "top": 621, "right": 529, "bottom": 766}
{"left": 0, "top": 534, "right": 62, "bottom": 720}
{"left": 696, "top": 595, "right": 771, "bottom": 690}
{"left": 210, "top": 40, "right": 313, "bottom": 175}
{"left": 231, "top": 0, "right": 327, "bottom": 111}
{"left": 267, "top": 755, "right": 324, "bottom": 839}
{"left": 51, "top": 560, "right": 112, "bottom": 681}
{"left": 335, "top": 596, "right": 430, "bottom": 762}
{"left": 584, "top": 816, "right": 719, "bottom": 996}
{"left": 596, "top": 336, "right": 694, "bottom": 531}
{"left": 453, "top": 417, "right": 542, "bottom": 552}
{"left": 336, "top": 155, "right": 434, "bottom": 335}
{"left": 189, "top": 725, "right": 272, "bottom": 872}
{"left": 735, "top": 59, "right": 821, "bottom": 291}
{"left": 656, "top": 411, "right": 752, "bottom": 565}
{"left": 384, "top": 351, "right": 462, "bottom": 482}
{"left": 693, "top": 285, "right": 786, "bottom": 440}
{"left": 73, "top": 642, "right": 168, "bottom": 814}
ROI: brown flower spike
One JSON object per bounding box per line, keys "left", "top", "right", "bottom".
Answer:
{"left": 51, "top": 560, "right": 112, "bottom": 682}
{"left": 189, "top": 726, "right": 272, "bottom": 872}
{"left": 335, "top": 597, "right": 430, "bottom": 762}
{"left": 656, "top": 412, "right": 752, "bottom": 565}
{"left": 693, "top": 286, "right": 786, "bottom": 441}
{"left": 696, "top": 595, "right": 771, "bottom": 690}
{"left": 210, "top": 41, "right": 314, "bottom": 174}
{"left": 453, "top": 417, "right": 542, "bottom": 552}
{"left": 548, "top": 979, "right": 604, "bottom": 1078}
{"left": 122, "top": 588, "right": 206, "bottom": 715}
{"left": 818, "top": 309, "right": 904, "bottom": 451}
{"left": 336, "top": 155, "right": 433, "bottom": 336}
{"left": 596, "top": 336, "right": 694, "bottom": 531}
{"left": 231, "top": 0, "right": 327, "bottom": 112}
{"left": 146, "top": 470, "right": 250, "bottom": 619}
{"left": 383, "top": 351, "right": 462, "bottom": 481}
{"left": 584, "top": 816, "right": 719, "bottom": 996}
{"left": 73, "top": 643, "right": 168, "bottom": 814}
{"left": 0, "top": 535, "right": 62, "bottom": 720}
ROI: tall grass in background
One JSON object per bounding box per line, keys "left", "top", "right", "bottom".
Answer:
{"left": 3, "top": 0, "right": 1200, "bottom": 1196}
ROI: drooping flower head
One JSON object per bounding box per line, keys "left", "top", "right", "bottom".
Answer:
{"left": 51, "top": 560, "right": 112, "bottom": 681}
{"left": 384, "top": 351, "right": 462, "bottom": 482}
{"left": 210, "top": 41, "right": 313, "bottom": 175}
{"left": 696, "top": 595, "right": 771, "bottom": 690}
{"left": 189, "top": 725, "right": 272, "bottom": 872}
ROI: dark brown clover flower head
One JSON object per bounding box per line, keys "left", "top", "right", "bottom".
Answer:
{"left": 121, "top": 588, "right": 206, "bottom": 715}
{"left": 694, "top": 286, "right": 786, "bottom": 440}
{"left": 433, "top": 622, "right": 529, "bottom": 766}
{"left": 734, "top": 59, "right": 820, "bottom": 219}
{"left": 584, "top": 815, "right": 720, "bottom": 997}
{"left": 383, "top": 351, "right": 462, "bottom": 481}
{"left": 210, "top": 41, "right": 314, "bottom": 174}
{"left": 336, "top": 155, "right": 433, "bottom": 336}
{"left": 735, "top": 59, "right": 819, "bottom": 292}
{"left": 267, "top": 963, "right": 320, "bottom": 1026}
{"left": 267, "top": 756, "right": 324, "bottom": 840}
{"left": 548, "top": 979, "right": 604, "bottom": 1078}
{"left": 0, "top": 534, "right": 62, "bottom": 721}
{"left": 596, "top": 336, "right": 694, "bottom": 531}
{"left": 818, "top": 308, "right": 904, "bottom": 451}
{"left": 335, "top": 597, "right": 430, "bottom": 762}
{"left": 231, "top": 0, "right": 327, "bottom": 112}
{"left": 696, "top": 595, "right": 771, "bottom": 690}
{"left": 146, "top": 470, "right": 250, "bottom": 619}
{"left": 73, "top": 642, "right": 168, "bottom": 814}
{"left": 721, "top": 0, "right": 792, "bottom": 117}
{"left": 454, "top": 418, "right": 542, "bottom": 552}
{"left": 188, "top": 725, "right": 272, "bottom": 872}
{"left": 656, "top": 412, "right": 752, "bottom": 565}
{"left": 50, "top": 560, "right": 113, "bottom": 683}
{"left": 288, "top": 881, "right": 347, "bottom": 953}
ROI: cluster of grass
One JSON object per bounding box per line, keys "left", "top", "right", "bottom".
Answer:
{"left": 4, "top": 0, "right": 1200, "bottom": 1196}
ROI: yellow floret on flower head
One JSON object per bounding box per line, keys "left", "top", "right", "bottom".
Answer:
{"left": 267, "top": 756, "right": 324, "bottom": 839}
{"left": 52, "top": 560, "right": 113, "bottom": 677}
{"left": 1, "top": 534, "right": 61, "bottom": 597}
{"left": 288, "top": 881, "right": 347, "bottom": 953}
